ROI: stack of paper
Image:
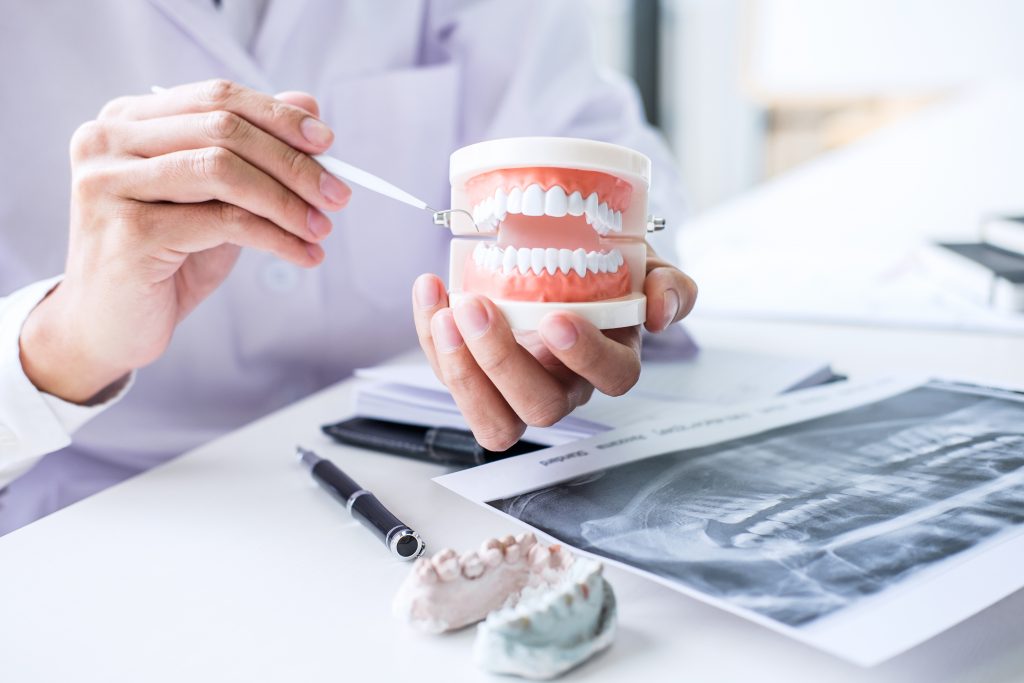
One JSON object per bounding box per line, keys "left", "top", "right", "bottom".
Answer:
{"left": 353, "top": 346, "right": 834, "bottom": 446}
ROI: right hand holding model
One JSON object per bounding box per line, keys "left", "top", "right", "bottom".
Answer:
{"left": 19, "top": 80, "right": 351, "bottom": 403}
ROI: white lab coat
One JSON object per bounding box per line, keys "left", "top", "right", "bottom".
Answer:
{"left": 0, "top": 0, "right": 685, "bottom": 534}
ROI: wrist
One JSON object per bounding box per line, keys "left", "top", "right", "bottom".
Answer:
{"left": 19, "top": 284, "right": 131, "bottom": 405}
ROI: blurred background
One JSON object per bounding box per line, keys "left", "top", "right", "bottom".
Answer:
{"left": 584, "top": 0, "right": 1024, "bottom": 333}
{"left": 585, "top": 0, "right": 1024, "bottom": 212}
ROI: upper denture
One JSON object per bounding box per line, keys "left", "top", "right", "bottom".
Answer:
{"left": 465, "top": 167, "right": 632, "bottom": 235}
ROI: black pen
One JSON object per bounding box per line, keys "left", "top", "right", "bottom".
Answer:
{"left": 321, "top": 417, "right": 545, "bottom": 467}
{"left": 297, "top": 446, "right": 425, "bottom": 560}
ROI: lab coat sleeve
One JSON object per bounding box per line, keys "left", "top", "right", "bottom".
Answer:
{"left": 436, "top": 0, "right": 687, "bottom": 260}
{"left": 0, "top": 277, "right": 133, "bottom": 487}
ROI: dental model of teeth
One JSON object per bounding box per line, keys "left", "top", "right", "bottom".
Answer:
{"left": 475, "top": 556, "right": 616, "bottom": 680}
{"left": 447, "top": 137, "right": 653, "bottom": 329}
{"left": 472, "top": 242, "right": 624, "bottom": 278}
{"left": 470, "top": 185, "right": 624, "bottom": 235}
{"left": 392, "top": 532, "right": 617, "bottom": 680}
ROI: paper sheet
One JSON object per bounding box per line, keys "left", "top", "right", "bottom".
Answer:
{"left": 436, "top": 377, "right": 1024, "bottom": 665}
{"left": 353, "top": 348, "right": 832, "bottom": 445}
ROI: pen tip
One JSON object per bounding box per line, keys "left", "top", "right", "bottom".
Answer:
{"left": 295, "top": 446, "right": 319, "bottom": 469}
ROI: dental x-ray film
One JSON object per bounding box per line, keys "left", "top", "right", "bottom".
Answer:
{"left": 436, "top": 377, "right": 1024, "bottom": 666}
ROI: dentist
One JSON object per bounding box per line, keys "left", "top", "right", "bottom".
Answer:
{"left": 0, "top": 0, "right": 695, "bottom": 534}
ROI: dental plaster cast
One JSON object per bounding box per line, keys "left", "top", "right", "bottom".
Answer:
{"left": 392, "top": 532, "right": 617, "bottom": 679}
{"left": 445, "top": 137, "right": 660, "bottom": 330}
{"left": 473, "top": 554, "right": 616, "bottom": 680}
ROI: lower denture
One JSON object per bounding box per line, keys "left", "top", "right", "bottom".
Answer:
{"left": 464, "top": 253, "right": 631, "bottom": 303}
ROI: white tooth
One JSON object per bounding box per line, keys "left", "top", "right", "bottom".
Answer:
{"left": 503, "top": 247, "right": 517, "bottom": 274}
{"left": 584, "top": 193, "right": 599, "bottom": 224}
{"left": 568, "top": 191, "right": 584, "bottom": 216}
{"left": 460, "top": 552, "right": 485, "bottom": 579}
{"left": 504, "top": 542, "right": 521, "bottom": 564}
{"left": 545, "top": 248, "right": 559, "bottom": 275}
{"left": 522, "top": 184, "right": 545, "bottom": 216}
{"left": 608, "top": 254, "right": 619, "bottom": 273}
{"left": 517, "top": 247, "right": 531, "bottom": 274}
{"left": 530, "top": 248, "right": 545, "bottom": 275}
{"left": 586, "top": 251, "right": 600, "bottom": 273}
{"left": 507, "top": 186, "right": 523, "bottom": 214}
{"left": 585, "top": 193, "right": 598, "bottom": 225}
{"left": 572, "top": 248, "right": 587, "bottom": 277}
{"left": 599, "top": 202, "right": 609, "bottom": 226}
{"left": 473, "top": 242, "right": 485, "bottom": 265}
{"left": 614, "top": 210, "right": 623, "bottom": 231}
{"left": 544, "top": 186, "right": 568, "bottom": 217}
{"left": 615, "top": 249, "right": 624, "bottom": 266}
{"left": 493, "top": 188, "right": 508, "bottom": 219}
{"left": 486, "top": 246, "right": 502, "bottom": 271}
{"left": 558, "top": 249, "right": 572, "bottom": 274}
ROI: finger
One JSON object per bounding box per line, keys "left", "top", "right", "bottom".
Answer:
{"left": 643, "top": 265, "right": 698, "bottom": 333}
{"left": 412, "top": 273, "right": 448, "bottom": 380}
{"left": 537, "top": 313, "right": 642, "bottom": 397}
{"left": 452, "top": 295, "right": 576, "bottom": 427}
{"left": 274, "top": 91, "right": 320, "bottom": 117}
{"left": 114, "top": 113, "right": 350, "bottom": 211}
{"left": 112, "top": 148, "right": 333, "bottom": 243}
{"left": 99, "top": 79, "right": 334, "bottom": 153}
{"left": 643, "top": 243, "right": 698, "bottom": 333}
{"left": 128, "top": 200, "right": 323, "bottom": 268}
{"left": 430, "top": 309, "right": 526, "bottom": 451}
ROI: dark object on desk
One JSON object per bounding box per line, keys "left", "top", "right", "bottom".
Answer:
{"left": 925, "top": 242, "right": 1024, "bottom": 312}
{"left": 296, "top": 446, "right": 425, "bottom": 560}
{"left": 981, "top": 214, "right": 1024, "bottom": 256}
{"left": 322, "top": 417, "right": 545, "bottom": 468}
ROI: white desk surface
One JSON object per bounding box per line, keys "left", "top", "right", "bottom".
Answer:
{"left": 0, "top": 316, "right": 1022, "bottom": 683}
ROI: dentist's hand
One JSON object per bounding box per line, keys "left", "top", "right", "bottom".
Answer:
{"left": 20, "top": 80, "right": 350, "bottom": 404}
{"left": 412, "top": 246, "right": 697, "bottom": 450}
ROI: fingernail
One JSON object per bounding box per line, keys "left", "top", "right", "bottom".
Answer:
{"left": 306, "top": 242, "right": 324, "bottom": 262}
{"left": 433, "top": 311, "right": 464, "bottom": 353}
{"left": 319, "top": 172, "right": 350, "bottom": 207}
{"left": 453, "top": 297, "right": 490, "bottom": 339}
{"left": 414, "top": 276, "right": 440, "bottom": 309}
{"left": 540, "top": 315, "right": 578, "bottom": 351}
{"left": 307, "top": 207, "right": 332, "bottom": 239}
{"left": 661, "top": 289, "right": 681, "bottom": 329}
{"left": 300, "top": 117, "right": 333, "bottom": 147}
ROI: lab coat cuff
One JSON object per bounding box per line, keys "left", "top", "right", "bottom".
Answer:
{"left": 0, "top": 276, "right": 133, "bottom": 477}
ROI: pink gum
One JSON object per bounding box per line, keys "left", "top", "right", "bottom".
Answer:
{"left": 463, "top": 167, "right": 633, "bottom": 213}
{"left": 463, "top": 258, "right": 631, "bottom": 303}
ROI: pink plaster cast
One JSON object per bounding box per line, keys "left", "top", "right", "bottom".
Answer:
{"left": 392, "top": 532, "right": 573, "bottom": 633}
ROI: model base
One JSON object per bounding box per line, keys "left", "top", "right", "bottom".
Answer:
{"left": 451, "top": 291, "right": 646, "bottom": 330}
